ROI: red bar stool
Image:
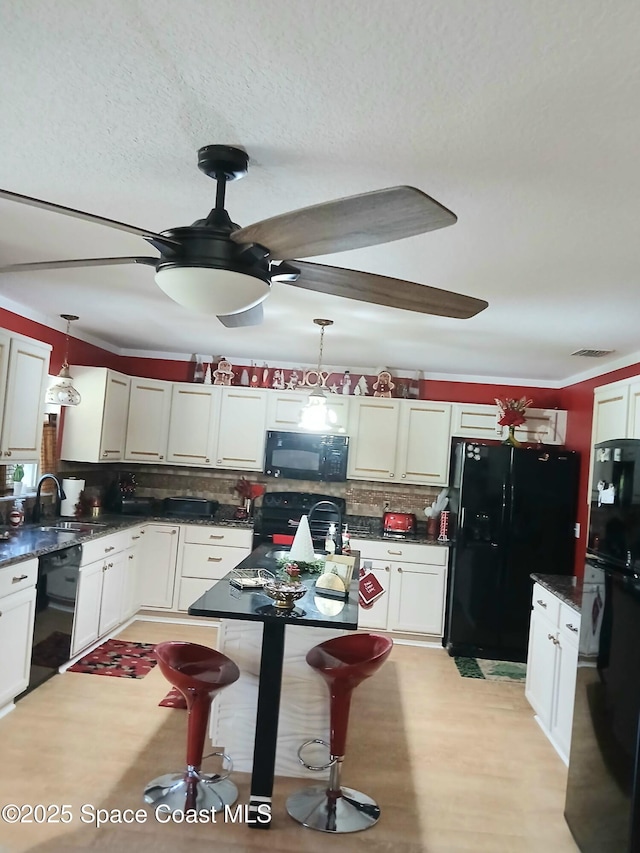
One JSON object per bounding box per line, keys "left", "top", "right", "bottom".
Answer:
{"left": 286, "top": 633, "right": 393, "bottom": 833}
{"left": 144, "top": 641, "right": 240, "bottom": 813}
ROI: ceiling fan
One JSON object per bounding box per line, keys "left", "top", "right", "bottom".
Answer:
{"left": 0, "top": 145, "right": 488, "bottom": 327}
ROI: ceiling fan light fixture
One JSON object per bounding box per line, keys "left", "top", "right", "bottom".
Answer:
{"left": 155, "top": 266, "right": 270, "bottom": 316}
{"left": 46, "top": 314, "right": 81, "bottom": 407}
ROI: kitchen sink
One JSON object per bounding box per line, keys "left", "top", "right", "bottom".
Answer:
{"left": 37, "top": 522, "right": 107, "bottom": 533}
{"left": 264, "top": 549, "right": 326, "bottom": 561}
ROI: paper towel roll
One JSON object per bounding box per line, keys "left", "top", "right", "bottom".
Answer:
{"left": 60, "top": 478, "right": 85, "bottom": 517}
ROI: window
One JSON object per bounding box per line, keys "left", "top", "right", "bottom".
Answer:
{"left": 3, "top": 463, "right": 38, "bottom": 494}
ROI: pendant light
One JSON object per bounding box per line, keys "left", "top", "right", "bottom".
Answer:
{"left": 46, "top": 314, "right": 81, "bottom": 406}
{"left": 299, "top": 319, "right": 341, "bottom": 432}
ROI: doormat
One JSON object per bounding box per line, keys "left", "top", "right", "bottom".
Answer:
{"left": 454, "top": 656, "right": 526, "bottom": 683}
{"left": 68, "top": 639, "right": 157, "bottom": 679}
{"left": 159, "top": 687, "right": 187, "bottom": 709}
{"left": 31, "top": 631, "right": 72, "bottom": 669}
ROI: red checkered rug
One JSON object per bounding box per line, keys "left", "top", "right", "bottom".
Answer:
{"left": 68, "top": 639, "right": 156, "bottom": 679}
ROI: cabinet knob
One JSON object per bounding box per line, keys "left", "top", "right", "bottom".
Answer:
{"left": 159, "top": 455, "right": 164, "bottom": 460}
{"left": 397, "top": 567, "right": 403, "bottom": 573}
{"left": 12, "top": 574, "right": 28, "bottom": 583}
{"left": 5, "top": 451, "right": 11, "bottom": 457}
{"left": 566, "top": 623, "right": 579, "bottom": 633}
{"left": 129, "top": 554, "right": 134, "bottom": 560}
{"left": 171, "top": 529, "right": 177, "bottom": 535}
{"left": 389, "top": 473, "right": 394, "bottom": 478}
{"left": 210, "top": 535, "right": 224, "bottom": 540}
{"left": 108, "top": 562, "right": 113, "bottom": 568}
{"left": 547, "top": 633, "right": 559, "bottom": 645}
{"left": 217, "top": 459, "right": 222, "bottom": 464}
{"left": 208, "top": 556, "right": 222, "bottom": 562}
{"left": 206, "top": 458, "right": 210, "bottom": 463}
{"left": 132, "top": 535, "right": 140, "bottom": 540}
{"left": 387, "top": 550, "right": 403, "bottom": 556}
{"left": 385, "top": 566, "right": 390, "bottom": 572}
{"left": 103, "top": 452, "right": 108, "bottom": 458}
{"left": 536, "top": 599, "right": 547, "bottom": 609}
{"left": 401, "top": 473, "right": 406, "bottom": 479}
{"left": 105, "top": 546, "right": 115, "bottom": 553}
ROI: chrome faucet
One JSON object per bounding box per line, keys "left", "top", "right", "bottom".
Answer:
{"left": 32, "top": 474, "right": 66, "bottom": 523}
{"left": 307, "top": 500, "right": 343, "bottom": 555}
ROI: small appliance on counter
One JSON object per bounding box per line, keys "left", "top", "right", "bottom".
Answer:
{"left": 121, "top": 497, "right": 156, "bottom": 515}
{"left": 163, "top": 496, "right": 219, "bottom": 519}
{"left": 382, "top": 512, "right": 417, "bottom": 539}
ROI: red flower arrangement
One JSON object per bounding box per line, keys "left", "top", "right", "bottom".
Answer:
{"left": 495, "top": 396, "right": 533, "bottom": 428}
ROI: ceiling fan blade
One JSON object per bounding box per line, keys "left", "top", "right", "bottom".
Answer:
{"left": 231, "top": 186, "right": 457, "bottom": 260}
{"left": 0, "top": 188, "right": 179, "bottom": 249}
{"left": 288, "top": 260, "right": 488, "bottom": 319}
{"left": 0, "top": 257, "right": 158, "bottom": 273}
{"left": 217, "top": 303, "right": 264, "bottom": 327}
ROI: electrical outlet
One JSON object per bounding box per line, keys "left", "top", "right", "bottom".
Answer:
{"left": 383, "top": 501, "right": 391, "bottom": 511}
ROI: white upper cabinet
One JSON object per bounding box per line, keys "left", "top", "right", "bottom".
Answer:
{"left": 396, "top": 400, "right": 452, "bottom": 485}
{"left": 60, "top": 367, "right": 131, "bottom": 462}
{"left": 592, "top": 382, "right": 631, "bottom": 445}
{"left": 348, "top": 397, "right": 451, "bottom": 485}
{"left": 266, "top": 389, "right": 350, "bottom": 433}
{"left": 451, "top": 402, "right": 567, "bottom": 446}
{"left": 0, "top": 333, "right": 51, "bottom": 463}
{"left": 214, "top": 387, "right": 268, "bottom": 470}
{"left": 347, "top": 398, "right": 401, "bottom": 480}
{"left": 125, "top": 377, "right": 172, "bottom": 463}
{"left": 166, "top": 384, "right": 218, "bottom": 466}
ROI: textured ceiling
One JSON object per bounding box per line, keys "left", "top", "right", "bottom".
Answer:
{"left": 1, "top": 0, "right": 639, "bottom": 385}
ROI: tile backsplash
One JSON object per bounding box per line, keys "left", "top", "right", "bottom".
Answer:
{"left": 59, "top": 461, "right": 444, "bottom": 519}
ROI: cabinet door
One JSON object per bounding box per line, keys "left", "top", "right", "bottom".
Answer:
{"left": 266, "top": 390, "right": 350, "bottom": 433}
{"left": 166, "top": 384, "right": 218, "bottom": 466}
{"left": 0, "top": 585, "right": 37, "bottom": 708}
{"left": 1, "top": 336, "right": 50, "bottom": 462}
{"left": 388, "top": 562, "right": 446, "bottom": 635}
{"left": 451, "top": 403, "right": 502, "bottom": 441}
{"left": 357, "top": 560, "right": 390, "bottom": 631}
{"left": 121, "top": 545, "right": 141, "bottom": 621}
{"left": 396, "top": 401, "right": 451, "bottom": 485}
{"left": 98, "top": 551, "right": 126, "bottom": 636}
{"left": 513, "top": 408, "right": 567, "bottom": 446}
{"left": 347, "top": 398, "right": 401, "bottom": 481}
{"left": 125, "top": 378, "right": 171, "bottom": 463}
{"left": 71, "top": 560, "right": 104, "bottom": 656}
{"left": 214, "top": 388, "right": 268, "bottom": 470}
{"left": 550, "top": 632, "right": 579, "bottom": 761}
{"left": 100, "top": 372, "right": 130, "bottom": 460}
{"left": 0, "top": 330, "right": 12, "bottom": 441}
{"left": 592, "top": 385, "right": 629, "bottom": 444}
{"left": 626, "top": 381, "right": 640, "bottom": 439}
{"left": 524, "top": 609, "right": 557, "bottom": 726}
{"left": 138, "top": 524, "right": 180, "bottom": 609}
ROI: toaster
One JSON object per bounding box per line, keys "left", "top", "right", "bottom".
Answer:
{"left": 382, "top": 511, "right": 417, "bottom": 538}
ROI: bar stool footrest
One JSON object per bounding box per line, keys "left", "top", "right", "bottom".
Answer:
{"left": 144, "top": 771, "right": 238, "bottom": 813}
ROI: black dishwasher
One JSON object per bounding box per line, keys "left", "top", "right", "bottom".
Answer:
{"left": 21, "top": 544, "right": 82, "bottom": 697}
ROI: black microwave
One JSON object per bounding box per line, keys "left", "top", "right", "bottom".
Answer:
{"left": 264, "top": 430, "right": 349, "bottom": 481}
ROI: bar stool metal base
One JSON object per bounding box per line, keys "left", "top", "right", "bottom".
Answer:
{"left": 286, "top": 785, "right": 381, "bottom": 833}
{"left": 144, "top": 769, "right": 238, "bottom": 813}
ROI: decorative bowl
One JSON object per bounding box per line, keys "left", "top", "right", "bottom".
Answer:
{"left": 262, "top": 579, "right": 307, "bottom": 610}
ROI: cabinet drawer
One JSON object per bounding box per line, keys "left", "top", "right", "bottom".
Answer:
{"left": 559, "top": 602, "right": 581, "bottom": 644}
{"left": 181, "top": 543, "right": 248, "bottom": 579}
{"left": 80, "top": 531, "right": 129, "bottom": 566}
{"left": 0, "top": 558, "right": 37, "bottom": 598}
{"left": 183, "top": 525, "right": 252, "bottom": 549}
{"left": 178, "top": 576, "right": 221, "bottom": 612}
{"left": 531, "top": 583, "right": 561, "bottom": 624}
{"left": 351, "top": 539, "right": 448, "bottom": 566}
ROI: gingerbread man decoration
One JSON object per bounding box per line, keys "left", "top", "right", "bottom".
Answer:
{"left": 213, "top": 357, "right": 234, "bottom": 386}
{"left": 373, "top": 370, "right": 395, "bottom": 398}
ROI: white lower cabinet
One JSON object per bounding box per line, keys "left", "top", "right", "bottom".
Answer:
{"left": 177, "top": 525, "right": 253, "bottom": 611}
{"left": 71, "top": 552, "right": 126, "bottom": 657}
{"left": 138, "top": 524, "right": 180, "bottom": 610}
{"left": 0, "top": 559, "right": 38, "bottom": 711}
{"left": 352, "top": 540, "right": 448, "bottom": 635}
{"left": 525, "top": 582, "right": 581, "bottom": 764}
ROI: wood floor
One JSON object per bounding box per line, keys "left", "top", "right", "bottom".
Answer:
{"left": 0, "top": 620, "right": 578, "bottom": 853}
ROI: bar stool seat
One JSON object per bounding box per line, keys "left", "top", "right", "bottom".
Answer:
{"left": 286, "top": 632, "right": 393, "bottom": 833}
{"left": 144, "top": 641, "right": 240, "bottom": 813}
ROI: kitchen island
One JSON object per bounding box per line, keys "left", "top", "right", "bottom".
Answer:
{"left": 188, "top": 543, "right": 360, "bottom": 828}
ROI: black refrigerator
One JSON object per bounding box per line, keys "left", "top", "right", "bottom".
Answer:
{"left": 444, "top": 441, "right": 579, "bottom": 662}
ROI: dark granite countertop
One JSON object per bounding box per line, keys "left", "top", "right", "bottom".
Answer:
{"left": 530, "top": 573, "right": 583, "bottom": 613}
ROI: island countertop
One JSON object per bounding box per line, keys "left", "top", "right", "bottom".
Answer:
{"left": 188, "top": 543, "right": 359, "bottom": 629}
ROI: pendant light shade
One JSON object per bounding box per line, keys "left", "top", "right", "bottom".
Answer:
{"left": 46, "top": 314, "right": 81, "bottom": 406}
{"left": 299, "top": 319, "right": 343, "bottom": 432}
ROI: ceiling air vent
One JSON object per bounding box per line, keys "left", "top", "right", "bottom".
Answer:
{"left": 571, "top": 349, "right": 615, "bottom": 358}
